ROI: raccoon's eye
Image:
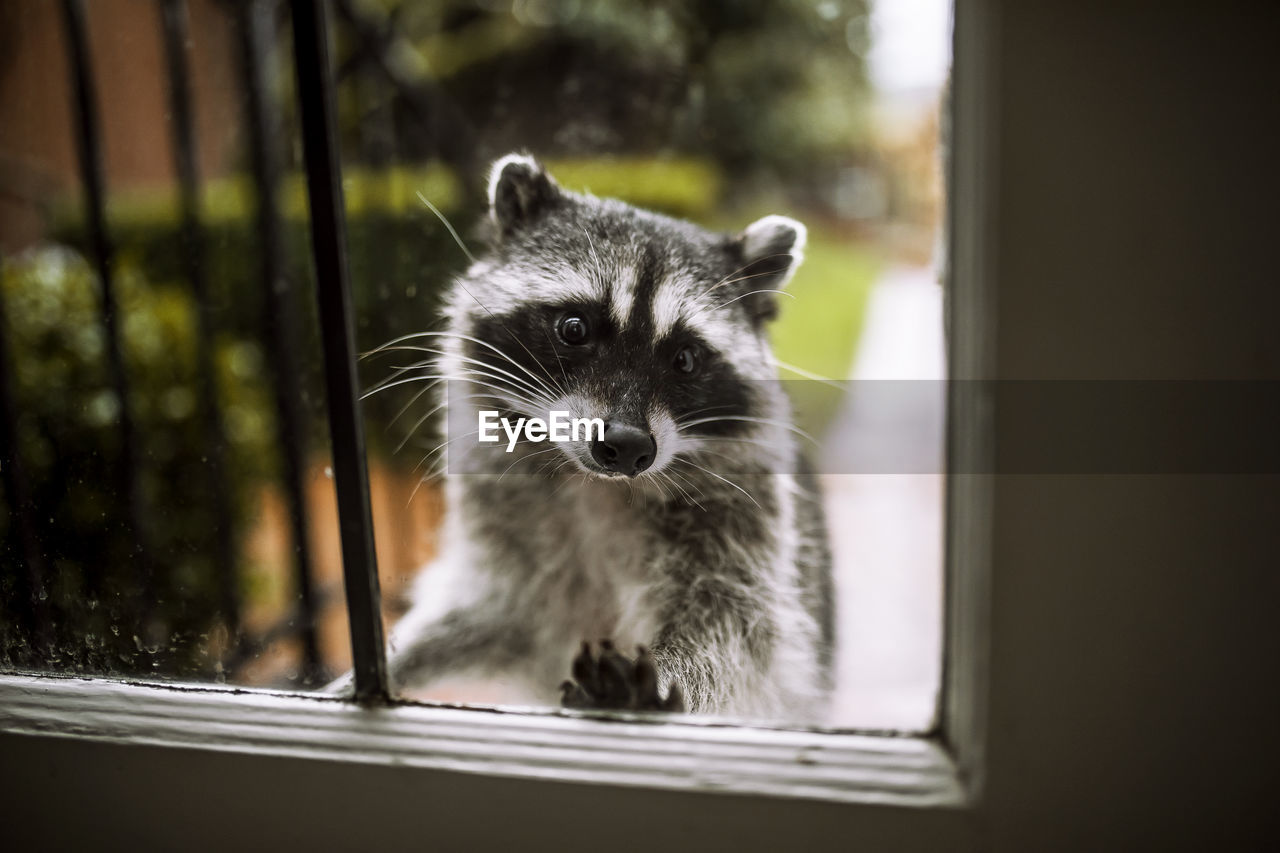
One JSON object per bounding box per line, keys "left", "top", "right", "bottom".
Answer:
{"left": 557, "top": 314, "right": 590, "bottom": 346}
{"left": 673, "top": 345, "right": 700, "bottom": 375}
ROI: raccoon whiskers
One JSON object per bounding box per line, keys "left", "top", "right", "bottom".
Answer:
{"left": 452, "top": 363, "right": 557, "bottom": 410}
{"left": 538, "top": 326, "right": 572, "bottom": 391}
{"left": 674, "top": 403, "right": 741, "bottom": 422}
{"left": 702, "top": 288, "right": 793, "bottom": 315}
{"left": 410, "top": 432, "right": 480, "bottom": 502}
{"left": 656, "top": 469, "right": 706, "bottom": 511}
{"left": 536, "top": 454, "right": 576, "bottom": 480}
{"left": 407, "top": 474, "right": 433, "bottom": 507}
{"left": 451, "top": 277, "right": 571, "bottom": 402}
{"left": 376, "top": 355, "right": 555, "bottom": 411}
{"left": 373, "top": 361, "right": 537, "bottom": 414}
{"left": 416, "top": 190, "right": 477, "bottom": 265}
{"left": 702, "top": 257, "right": 780, "bottom": 298}
{"left": 773, "top": 359, "right": 844, "bottom": 388}
{"left": 498, "top": 445, "right": 562, "bottom": 481}
{"left": 393, "top": 398, "right": 447, "bottom": 455}
{"left": 369, "top": 331, "right": 562, "bottom": 402}
{"left": 443, "top": 347, "right": 562, "bottom": 403}
{"left": 377, "top": 343, "right": 559, "bottom": 404}
{"left": 365, "top": 357, "right": 439, "bottom": 401}
{"left": 684, "top": 436, "right": 789, "bottom": 472}
{"left": 701, "top": 256, "right": 798, "bottom": 299}
{"left": 363, "top": 372, "right": 548, "bottom": 415}
{"left": 414, "top": 427, "right": 482, "bottom": 477}
{"left": 668, "top": 468, "right": 708, "bottom": 503}
{"left": 688, "top": 432, "right": 783, "bottom": 452}
{"left": 580, "top": 225, "right": 606, "bottom": 279}
{"left": 646, "top": 473, "right": 675, "bottom": 504}
{"left": 549, "top": 469, "right": 589, "bottom": 498}
{"left": 387, "top": 380, "right": 442, "bottom": 430}
{"left": 650, "top": 471, "right": 676, "bottom": 503}
{"left": 362, "top": 359, "right": 436, "bottom": 398}
{"left": 360, "top": 373, "right": 449, "bottom": 400}
{"left": 685, "top": 446, "right": 769, "bottom": 475}
{"left": 672, "top": 458, "right": 762, "bottom": 510}
{"left": 676, "top": 414, "right": 818, "bottom": 448}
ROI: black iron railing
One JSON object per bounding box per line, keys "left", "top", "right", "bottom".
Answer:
{"left": 0, "top": 257, "right": 51, "bottom": 651}
{"left": 231, "top": 0, "right": 324, "bottom": 683}
{"left": 2, "top": 0, "right": 390, "bottom": 699}
{"left": 289, "top": 0, "right": 388, "bottom": 702}
{"left": 159, "top": 0, "right": 241, "bottom": 642}
{"left": 60, "top": 0, "right": 156, "bottom": 619}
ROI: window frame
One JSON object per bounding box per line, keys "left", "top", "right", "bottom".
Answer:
{"left": 0, "top": 0, "right": 994, "bottom": 834}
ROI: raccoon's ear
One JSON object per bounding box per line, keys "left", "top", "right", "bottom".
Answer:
{"left": 488, "top": 153, "right": 560, "bottom": 236}
{"left": 731, "top": 215, "right": 808, "bottom": 324}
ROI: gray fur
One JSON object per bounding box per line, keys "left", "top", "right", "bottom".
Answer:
{"left": 373, "top": 153, "right": 833, "bottom": 720}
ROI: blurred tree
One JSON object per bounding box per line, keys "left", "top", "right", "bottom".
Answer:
{"left": 331, "top": 0, "right": 872, "bottom": 196}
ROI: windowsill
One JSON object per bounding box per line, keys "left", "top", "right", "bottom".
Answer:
{"left": 0, "top": 672, "right": 965, "bottom": 808}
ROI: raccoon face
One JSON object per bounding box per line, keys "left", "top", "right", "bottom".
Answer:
{"left": 447, "top": 153, "right": 805, "bottom": 480}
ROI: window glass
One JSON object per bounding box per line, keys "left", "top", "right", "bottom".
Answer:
{"left": 0, "top": 1, "right": 345, "bottom": 687}
{"left": 338, "top": 0, "right": 950, "bottom": 728}
{"left": 0, "top": 0, "right": 949, "bottom": 730}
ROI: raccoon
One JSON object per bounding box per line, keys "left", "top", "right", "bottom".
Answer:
{"left": 373, "top": 153, "right": 833, "bottom": 720}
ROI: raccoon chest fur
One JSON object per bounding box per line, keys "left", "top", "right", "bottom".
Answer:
{"left": 472, "top": 475, "right": 665, "bottom": 653}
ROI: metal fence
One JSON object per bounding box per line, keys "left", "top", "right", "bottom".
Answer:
{"left": 0, "top": 0, "right": 389, "bottom": 700}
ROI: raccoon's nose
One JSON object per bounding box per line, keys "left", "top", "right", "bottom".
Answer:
{"left": 591, "top": 422, "right": 656, "bottom": 477}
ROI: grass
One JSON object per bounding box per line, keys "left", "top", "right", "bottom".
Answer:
{"left": 772, "top": 228, "right": 880, "bottom": 383}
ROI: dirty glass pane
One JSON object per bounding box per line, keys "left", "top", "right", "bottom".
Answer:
{"left": 337, "top": 1, "right": 950, "bottom": 728}
{"left": 0, "top": 0, "right": 950, "bottom": 727}
{"left": 0, "top": 1, "right": 348, "bottom": 688}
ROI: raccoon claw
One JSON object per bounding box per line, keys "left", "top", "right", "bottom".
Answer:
{"left": 560, "top": 640, "right": 684, "bottom": 712}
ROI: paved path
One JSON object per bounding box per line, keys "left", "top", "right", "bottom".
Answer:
{"left": 821, "top": 264, "right": 945, "bottom": 730}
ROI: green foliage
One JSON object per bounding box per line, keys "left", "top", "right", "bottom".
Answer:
{"left": 333, "top": 0, "right": 872, "bottom": 186}
{"left": 49, "top": 166, "right": 485, "bottom": 456}
{"left": 0, "top": 248, "right": 274, "bottom": 677}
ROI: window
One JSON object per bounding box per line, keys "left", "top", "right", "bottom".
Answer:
{"left": 1, "top": 0, "right": 985, "bottom": 832}
{"left": 9, "top": 2, "right": 1276, "bottom": 848}
{"left": 2, "top": 0, "right": 955, "bottom": 729}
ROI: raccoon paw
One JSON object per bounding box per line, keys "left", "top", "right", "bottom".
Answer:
{"left": 559, "top": 640, "right": 684, "bottom": 712}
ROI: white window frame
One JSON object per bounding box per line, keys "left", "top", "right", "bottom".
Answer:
{"left": 0, "top": 4, "right": 996, "bottom": 846}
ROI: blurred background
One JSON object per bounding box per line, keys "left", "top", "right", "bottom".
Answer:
{"left": 0, "top": 0, "right": 948, "bottom": 730}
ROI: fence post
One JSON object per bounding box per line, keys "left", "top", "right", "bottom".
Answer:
{"left": 289, "top": 0, "right": 388, "bottom": 702}
{"left": 231, "top": 0, "right": 325, "bottom": 683}
{"left": 0, "top": 256, "right": 53, "bottom": 655}
{"left": 158, "top": 0, "right": 242, "bottom": 647}
{"left": 59, "top": 0, "right": 156, "bottom": 630}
